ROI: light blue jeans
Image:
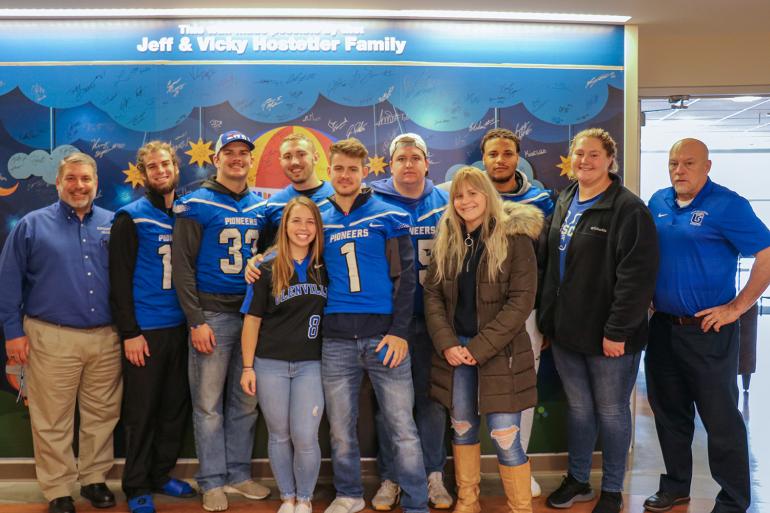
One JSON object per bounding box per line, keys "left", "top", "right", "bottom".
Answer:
{"left": 322, "top": 336, "right": 429, "bottom": 513}
{"left": 451, "top": 337, "right": 526, "bottom": 467}
{"left": 551, "top": 343, "right": 641, "bottom": 492}
{"left": 255, "top": 357, "right": 324, "bottom": 502}
{"left": 376, "top": 317, "right": 447, "bottom": 479}
{"left": 188, "top": 310, "right": 259, "bottom": 492}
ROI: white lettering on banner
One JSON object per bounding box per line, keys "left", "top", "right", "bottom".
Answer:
{"left": 344, "top": 36, "right": 406, "bottom": 55}
{"left": 136, "top": 37, "right": 174, "bottom": 52}
{"left": 197, "top": 36, "right": 249, "bottom": 55}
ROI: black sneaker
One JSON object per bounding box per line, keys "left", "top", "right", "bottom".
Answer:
{"left": 592, "top": 491, "right": 623, "bottom": 513}
{"left": 546, "top": 474, "right": 595, "bottom": 508}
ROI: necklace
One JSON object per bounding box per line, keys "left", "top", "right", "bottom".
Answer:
{"left": 464, "top": 233, "right": 476, "bottom": 272}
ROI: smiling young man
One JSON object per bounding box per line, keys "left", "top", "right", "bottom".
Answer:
{"left": 172, "top": 130, "right": 269, "bottom": 512}
{"left": 369, "top": 133, "right": 452, "bottom": 511}
{"left": 0, "top": 153, "right": 121, "bottom": 513}
{"left": 320, "top": 137, "right": 428, "bottom": 513}
{"left": 260, "top": 133, "right": 335, "bottom": 248}
{"left": 109, "top": 142, "right": 196, "bottom": 513}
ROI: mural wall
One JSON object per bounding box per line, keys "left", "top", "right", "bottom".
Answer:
{"left": 0, "top": 17, "right": 625, "bottom": 458}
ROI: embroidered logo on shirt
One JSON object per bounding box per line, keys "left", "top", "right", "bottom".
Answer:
{"left": 657, "top": 212, "right": 668, "bottom": 218}
{"left": 590, "top": 226, "right": 607, "bottom": 233}
{"left": 690, "top": 210, "right": 708, "bottom": 226}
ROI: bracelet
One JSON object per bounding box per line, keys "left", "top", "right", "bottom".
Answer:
{"left": 242, "top": 366, "right": 255, "bottom": 372}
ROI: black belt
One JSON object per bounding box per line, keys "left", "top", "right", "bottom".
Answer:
{"left": 29, "top": 317, "right": 112, "bottom": 331}
{"left": 658, "top": 312, "right": 701, "bottom": 326}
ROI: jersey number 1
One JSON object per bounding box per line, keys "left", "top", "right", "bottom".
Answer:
{"left": 340, "top": 241, "right": 361, "bottom": 293}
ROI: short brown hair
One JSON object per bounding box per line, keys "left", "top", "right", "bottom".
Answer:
{"left": 569, "top": 128, "right": 619, "bottom": 173}
{"left": 57, "top": 152, "right": 97, "bottom": 179}
{"left": 481, "top": 128, "right": 520, "bottom": 154}
{"left": 329, "top": 137, "right": 368, "bottom": 166}
{"left": 136, "top": 141, "right": 179, "bottom": 175}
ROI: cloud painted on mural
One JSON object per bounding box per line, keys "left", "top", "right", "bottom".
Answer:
{"left": 7, "top": 65, "right": 622, "bottom": 133}
{"left": 8, "top": 145, "right": 80, "bottom": 185}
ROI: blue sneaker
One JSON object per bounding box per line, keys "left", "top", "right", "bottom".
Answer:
{"left": 128, "top": 494, "right": 156, "bottom": 513}
{"left": 155, "top": 478, "right": 197, "bottom": 498}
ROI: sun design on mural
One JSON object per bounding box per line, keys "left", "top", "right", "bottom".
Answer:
{"left": 186, "top": 138, "right": 215, "bottom": 167}
{"left": 556, "top": 155, "right": 574, "bottom": 178}
{"left": 122, "top": 162, "right": 145, "bottom": 188}
{"left": 368, "top": 155, "right": 387, "bottom": 176}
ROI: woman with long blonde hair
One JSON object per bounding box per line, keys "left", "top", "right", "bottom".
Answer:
{"left": 424, "top": 166, "right": 543, "bottom": 513}
{"left": 240, "top": 196, "right": 327, "bottom": 513}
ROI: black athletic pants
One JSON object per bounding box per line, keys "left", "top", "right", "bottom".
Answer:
{"left": 121, "top": 324, "right": 190, "bottom": 499}
{"left": 645, "top": 312, "right": 750, "bottom": 513}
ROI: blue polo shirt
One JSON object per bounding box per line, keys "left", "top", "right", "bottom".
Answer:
{"left": 0, "top": 200, "right": 114, "bottom": 339}
{"left": 649, "top": 179, "right": 770, "bottom": 316}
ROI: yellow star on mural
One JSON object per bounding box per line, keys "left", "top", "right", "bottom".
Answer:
{"left": 122, "top": 162, "right": 145, "bottom": 188}
{"left": 556, "top": 155, "right": 573, "bottom": 178}
{"left": 368, "top": 155, "right": 387, "bottom": 176}
{"left": 186, "top": 138, "right": 215, "bottom": 167}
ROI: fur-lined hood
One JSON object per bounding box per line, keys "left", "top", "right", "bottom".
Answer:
{"left": 500, "top": 200, "right": 544, "bottom": 240}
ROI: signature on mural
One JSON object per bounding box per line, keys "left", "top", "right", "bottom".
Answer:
{"left": 376, "top": 109, "right": 408, "bottom": 127}
{"left": 31, "top": 84, "right": 47, "bottom": 102}
{"left": 514, "top": 121, "right": 533, "bottom": 139}
{"left": 328, "top": 117, "right": 348, "bottom": 133}
{"left": 586, "top": 72, "right": 616, "bottom": 89}
{"left": 209, "top": 119, "right": 223, "bottom": 129}
{"left": 262, "top": 96, "right": 283, "bottom": 111}
{"left": 469, "top": 118, "right": 495, "bottom": 132}
{"left": 167, "top": 78, "right": 186, "bottom": 97}
{"left": 91, "top": 139, "right": 126, "bottom": 158}
{"left": 303, "top": 112, "right": 321, "bottom": 123}
{"left": 378, "top": 86, "right": 395, "bottom": 103}
{"left": 346, "top": 121, "right": 367, "bottom": 138}
{"left": 525, "top": 149, "right": 547, "bottom": 158}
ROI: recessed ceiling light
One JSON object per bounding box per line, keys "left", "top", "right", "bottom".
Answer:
{"left": 730, "top": 96, "right": 764, "bottom": 103}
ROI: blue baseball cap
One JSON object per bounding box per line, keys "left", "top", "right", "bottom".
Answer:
{"left": 215, "top": 130, "right": 255, "bottom": 154}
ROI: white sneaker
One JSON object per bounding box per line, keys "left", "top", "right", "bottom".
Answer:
{"left": 277, "top": 501, "right": 296, "bottom": 513}
{"left": 202, "top": 487, "right": 228, "bottom": 512}
{"left": 371, "top": 480, "right": 400, "bottom": 511}
{"left": 323, "top": 497, "right": 366, "bottom": 513}
{"left": 223, "top": 479, "right": 271, "bottom": 500}
{"left": 295, "top": 501, "right": 312, "bottom": 513}
{"left": 531, "top": 475, "right": 542, "bottom": 498}
{"left": 427, "top": 471, "right": 453, "bottom": 509}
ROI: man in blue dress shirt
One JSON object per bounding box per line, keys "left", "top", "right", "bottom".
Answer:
{"left": 644, "top": 138, "right": 770, "bottom": 513}
{"left": 0, "top": 152, "right": 121, "bottom": 513}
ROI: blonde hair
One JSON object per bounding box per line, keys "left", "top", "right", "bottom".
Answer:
{"left": 569, "top": 128, "right": 619, "bottom": 173}
{"left": 280, "top": 133, "right": 317, "bottom": 153}
{"left": 431, "top": 166, "right": 508, "bottom": 282}
{"left": 270, "top": 196, "right": 325, "bottom": 298}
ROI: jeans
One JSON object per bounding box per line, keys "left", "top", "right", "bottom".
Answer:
{"left": 450, "top": 336, "right": 527, "bottom": 467}
{"left": 551, "top": 342, "right": 641, "bottom": 492}
{"left": 255, "top": 357, "right": 324, "bottom": 502}
{"left": 322, "top": 336, "right": 428, "bottom": 513}
{"left": 189, "top": 310, "right": 258, "bottom": 492}
{"left": 376, "top": 318, "right": 447, "bottom": 480}
{"left": 646, "top": 313, "right": 749, "bottom": 513}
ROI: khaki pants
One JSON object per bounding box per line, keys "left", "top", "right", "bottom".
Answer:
{"left": 24, "top": 317, "right": 122, "bottom": 501}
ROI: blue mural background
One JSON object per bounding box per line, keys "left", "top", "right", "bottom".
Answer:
{"left": 0, "top": 18, "right": 625, "bottom": 458}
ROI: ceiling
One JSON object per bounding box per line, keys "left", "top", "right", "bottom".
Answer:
{"left": 2, "top": 0, "right": 769, "bottom": 37}
{"left": 642, "top": 96, "right": 770, "bottom": 151}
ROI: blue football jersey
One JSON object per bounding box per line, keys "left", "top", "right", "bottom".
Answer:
{"left": 174, "top": 188, "right": 264, "bottom": 295}
{"left": 322, "top": 196, "right": 411, "bottom": 315}
{"left": 116, "top": 197, "right": 185, "bottom": 330}
{"left": 263, "top": 181, "right": 335, "bottom": 228}
{"left": 371, "top": 178, "right": 448, "bottom": 314}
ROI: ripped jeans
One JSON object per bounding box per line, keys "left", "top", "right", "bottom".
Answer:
{"left": 451, "top": 337, "right": 526, "bottom": 467}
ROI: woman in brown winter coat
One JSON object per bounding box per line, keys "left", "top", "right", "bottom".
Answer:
{"left": 424, "top": 166, "right": 543, "bottom": 513}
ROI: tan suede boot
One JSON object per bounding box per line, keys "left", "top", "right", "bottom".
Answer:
{"left": 499, "top": 461, "right": 533, "bottom": 513}
{"left": 452, "top": 444, "right": 481, "bottom": 513}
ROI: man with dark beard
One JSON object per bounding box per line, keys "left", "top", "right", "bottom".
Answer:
{"left": 110, "top": 141, "right": 196, "bottom": 513}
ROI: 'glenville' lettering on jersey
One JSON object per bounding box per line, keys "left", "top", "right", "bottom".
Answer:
{"left": 275, "top": 283, "right": 328, "bottom": 305}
